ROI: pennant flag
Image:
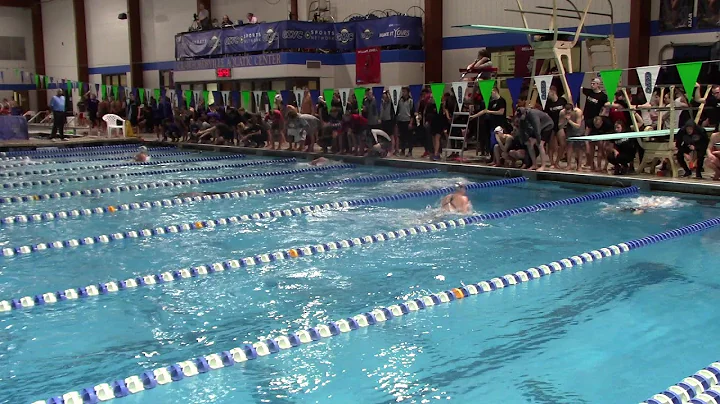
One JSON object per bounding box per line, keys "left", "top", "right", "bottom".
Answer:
{"left": 221, "top": 91, "right": 230, "bottom": 106}
{"left": 294, "top": 89, "right": 304, "bottom": 107}
{"left": 430, "top": 83, "right": 445, "bottom": 112}
{"left": 338, "top": 88, "right": 351, "bottom": 112}
{"left": 184, "top": 90, "right": 192, "bottom": 109}
{"left": 372, "top": 86, "right": 384, "bottom": 113}
{"left": 309, "top": 90, "right": 319, "bottom": 106}
{"left": 408, "top": 85, "right": 422, "bottom": 111}
{"left": 101, "top": 85, "right": 107, "bottom": 99}
{"left": 203, "top": 90, "right": 209, "bottom": 106}
{"left": 533, "top": 75, "right": 554, "bottom": 109}
{"left": 14, "top": 68, "right": 19, "bottom": 77}
{"left": 451, "top": 82, "right": 469, "bottom": 110}
{"left": 78, "top": 81, "right": 84, "bottom": 93}
{"left": 477, "top": 79, "right": 496, "bottom": 106}
{"left": 635, "top": 65, "right": 660, "bottom": 100}
{"left": 138, "top": 88, "right": 145, "bottom": 103}
{"left": 280, "top": 90, "right": 291, "bottom": 107}
{"left": 505, "top": 77, "right": 524, "bottom": 108}
{"left": 112, "top": 85, "right": 119, "bottom": 99}
{"left": 242, "top": 90, "right": 250, "bottom": 109}
{"left": 66, "top": 81, "right": 72, "bottom": 94}
{"left": 211, "top": 91, "right": 221, "bottom": 106}
{"left": 252, "top": 91, "right": 262, "bottom": 112}
{"left": 323, "top": 89, "right": 334, "bottom": 106}
{"left": 167, "top": 90, "right": 175, "bottom": 105}
{"left": 175, "top": 90, "right": 183, "bottom": 108}
{"left": 388, "top": 85, "right": 402, "bottom": 112}
{"left": 676, "top": 62, "right": 702, "bottom": 97}
{"left": 565, "top": 72, "right": 586, "bottom": 105}
{"left": 155, "top": 89, "right": 161, "bottom": 103}
{"left": 267, "top": 90, "right": 277, "bottom": 107}
{"left": 354, "top": 87, "right": 366, "bottom": 111}
{"left": 599, "top": 69, "right": 622, "bottom": 100}
{"left": 231, "top": 91, "right": 240, "bottom": 107}
{"left": 44, "top": 75, "right": 50, "bottom": 89}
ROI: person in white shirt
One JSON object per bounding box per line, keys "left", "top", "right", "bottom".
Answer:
{"left": 197, "top": 3, "right": 210, "bottom": 30}
{"left": 247, "top": 13, "right": 258, "bottom": 24}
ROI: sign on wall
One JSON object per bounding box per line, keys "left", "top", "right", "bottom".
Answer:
{"left": 658, "top": 0, "right": 694, "bottom": 31}
{"left": 697, "top": 0, "right": 720, "bottom": 29}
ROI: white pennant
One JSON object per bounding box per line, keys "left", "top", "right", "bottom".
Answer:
{"left": 534, "top": 75, "right": 554, "bottom": 109}
{"left": 635, "top": 65, "right": 661, "bottom": 100}
{"left": 388, "top": 86, "right": 402, "bottom": 113}
{"left": 252, "top": 91, "right": 263, "bottom": 112}
{"left": 167, "top": 90, "right": 176, "bottom": 106}
{"left": 221, "top": 91, "right": 230, "bottom": 106}
{"left": 451, "top": 82, "right": 469, "bottom": 111}
{"left": 293, "top": 89, "right": 304, "bottom": 107}
{"left": 338, "top": 88, "right": 351, "bottom": 112}
{"left": 193, "top": 90, "right": 201, "bottom": 106}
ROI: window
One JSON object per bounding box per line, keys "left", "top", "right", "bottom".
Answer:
{"left": 159, "top": 70, "right": 174, "bottom": 88}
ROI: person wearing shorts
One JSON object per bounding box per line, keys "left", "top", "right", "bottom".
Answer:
{"left": 285, "top": 109, "right": 309, "bottom": 151}
{"left": 299, "top": 113, "right": 321, "bottom": 152}
{"left": 517, "top": 107, "right": 553, "bottom": 171}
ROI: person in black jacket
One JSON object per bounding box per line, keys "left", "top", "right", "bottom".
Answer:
{"left": 676, "top": 119, "right": 709, "bottom": 178}
{"left": 424, "top": 97, "right": 445, "bottom": 161}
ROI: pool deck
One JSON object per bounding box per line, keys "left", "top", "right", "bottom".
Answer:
{"left": 3, "top": 136, "right": 720, "bottom": 196}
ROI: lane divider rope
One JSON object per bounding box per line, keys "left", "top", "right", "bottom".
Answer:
{"left": 644, "top": 362, "right": 720, "bottom": 404}
{"left": 12, "top": 147, "right": 177, "bottom": 160}
{"left": 0, "top": 151, "right": 196, "bottom": 169}
{"left": 0, "top": 156, "right": 29, "bottom": 161}
{"left": 0, "top": 169, "right": 439, "bottom": 225}
{"left": 0, "top": 177, "right": 525, "bottom": 258}
{"left": 1, "top": 186, "right": 632, "bottom": 307}
{"left": 0, "top": 153, "right": 207, "bottom": 177}
{"left": 2, "top": 143, "right": 149, "bottom": 156}
{"left": 0, "top": 155, "right": 254, "bottom": 188}
{"left": 2, "top": 145, "right": 169, "bottom": 158}
{"left": 34, "top": 211, "right": 720, "bottom": 404}
{"left": 0, "top": 163, "right": 354, "bottom": 206}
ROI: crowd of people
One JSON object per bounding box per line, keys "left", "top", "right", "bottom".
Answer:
{"left": 189, "top": 3, "right": 257, "bottom": 31}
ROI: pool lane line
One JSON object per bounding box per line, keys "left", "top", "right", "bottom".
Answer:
{"left": 643, "top": 362, "right": 720, "bottom": 404}
{"left": 0, "top": 168, "right": 440, "bottom": 227}
{"left": 1, "top": 185, "right": 632, "bottom": 309}
{"left": 0, "top": 177, "right": 526, "bottom": 259}
{"left": 0, "top": 163, "right": 354, "bottom": 206}
{"left": 0, "top": 156, "right": 29, "bottom": 161}
{"left": 33, "top": 216, "right": 720, "bottom": 404}
{"left": 0, "top": 153, "right": 215, "bottom": 178}
{"left": 8, "top": 147, "right": 178, "bottom": 161}
{"left": 0, "top": 153, "right": 208, "bottom": 177}
{"left": 2, "top": 143, "right": 150, "bottom": 157}
{"left": 0, "top": 151, "right": 196, "bottom": 169}
{"left": 0, "top": 155, "right": 256, "bottom": 189}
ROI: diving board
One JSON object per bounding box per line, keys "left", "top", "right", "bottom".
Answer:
{"left": 567, "top": 127, "right": 714, "bottom": 142}
{"left": 452, "top": 24, "right": 609, "bottom": 39}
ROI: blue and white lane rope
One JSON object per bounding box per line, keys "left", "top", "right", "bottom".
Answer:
{"left": 0, "top": 177, "right": 525, "bottom": 258}
{"left": 0, "top": 163, "right": 355, "bottom": 206}
{"left": 643, "top": 362, "right": 720, "bottom": 404}
{"left": 0, "top": 151, "right": 195, "bottom": 169}
{"left": 2, "top": 143, "right": 148, "bottom": 157}
{"left": 13, "top": 147, "right": 177, "bottom": 160}
{"left": 0, "top": 153, "right": 227, "bottom": 178}
{"left": 0, "top": 156, "right": 262, "bottom": 189}
{"left": 32, "top": 217, "right": 720, "bottom": 404}
{"left": 1, "top": 186, "right": 630, "bottom": 307}
{"left": 0, "top": 169, "right": 440, "bottom": 226}
{"left": 0, "top": 156, "right": 29, "bottom": 161}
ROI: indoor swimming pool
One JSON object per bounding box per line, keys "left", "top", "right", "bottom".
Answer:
{"left": 1, "top": 144, "right": 719, "bottom": 404}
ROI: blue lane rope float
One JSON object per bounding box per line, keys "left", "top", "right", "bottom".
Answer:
{"left": 11, "top": 146, "right": 176, "bottom": 159}
{"left": 0, "top": 155, "right": 260, "bottom": 189}
{"left": 0, "top": 143, "right": 152, "bottom": 158}
{"left": 1, "top": 186, "right": 632, "bottom": 306}
{"left": 643, "top": 361, "right": 720, "bottom": 404}
{"left": 0, "top": 156, "right": 30, "bottom": 161}
{"left": 0, "top": 169, "right": 441, "bottom": 227}
{"left": 0, "top": 163, "right": 355, "bottom": 206}
{"left": 0, "top": 154, "right": 222, "bottom": 178}
{"left": 0, "top": 161, "right": 50, "bottom": 169}
{"left": 32, "top": 216, "right": 720, "bottom": 404}
{"left": 0, "top": 151, "right": 196, "bottom": 169}
{"left": 0, "top": 177, "right": 525, "bottom": 258}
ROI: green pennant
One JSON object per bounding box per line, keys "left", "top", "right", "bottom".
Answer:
{"left": 112, "top": 86, "right": 119, "bottom": 99}
{"left": 242, "top": 91, "right": 251, "bottom": 109}
{"left": 354, "top": 87, "right": 366, "bottom": 109}
{"left": 67, "top": 81, "right": 73, "bottom": 94}
{"left": 154, "top": 89, "right": 161, "bottom": 102}
{"left": 44, "top": 75, "right": 50, "bottom": 89}
{"left": 598, "top": 69, "right": 622, "bottom": 100}
{"left": 477, "top": 79, "right": 497, "bottom": 106}
{"left": 101, "top": 85, "right": 106, "bottom": 99}
{"left": 14, "top": 68, "right": 19, "bottom": 77}
{"left": 138, "top": 88, "right": 145, "bottom": 103}
{"left": 203, "top": 90, "right": 210, "bottom": 106}
{"left": 323, "top": 89, "right": 334, "bottom": 105}
{"left": 34, "top": 74, "right": 39, "bottom": 88}
{"left": 676, "top": 62, "right": 703, "bottom": 97}
{"left": 267, "top": 90, "right": 277, "bottom": 107}
{"left": 78, "top": 81, "right": 83, "bottom": 93}
{"left": 184, "top": 90, "right": 192, "bottom": 109}
{"left": 430, "top": 83, "right": 445, "bottom": 112}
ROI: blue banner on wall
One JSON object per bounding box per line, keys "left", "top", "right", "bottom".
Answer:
{"left": 175, "top": 16, "right": 422, "bottom": 59}
{"left": 175, "top": 30, "right": 223, "bottom": 59}
{"left": 354, "top": 16, "right": 424, "bottom": 49}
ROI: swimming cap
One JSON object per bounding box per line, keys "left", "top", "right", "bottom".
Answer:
{"left": 138, "top": 146, "right": 148, "bottom": 153}
{"left": 494, "top": 126, "right": 504, "bottom": 133}
{"left": 454, "top": 182, "right": 466, "bottom": 190}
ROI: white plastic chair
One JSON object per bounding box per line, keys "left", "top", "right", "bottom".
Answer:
{"left": 102, "top": 114, "right": 126, "bottom": 138}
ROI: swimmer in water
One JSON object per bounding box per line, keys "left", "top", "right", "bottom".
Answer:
{"left": 134, "top": 146, "right": 150, "bottom": 162}
{"left": 175, "top": 191, "right": 234, "bottom": 198}
{"left": 310, "top": 157, "right": 331, "bottom": 166}
{"left": 602, "top": 196, "right": 681, "bottom": 215}
{"left": 440, "top": 182, "right": 471, "bottom": 214}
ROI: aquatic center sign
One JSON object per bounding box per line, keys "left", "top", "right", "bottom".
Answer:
{"left": 175, "top": 54, "right": 283, "bottom": 71}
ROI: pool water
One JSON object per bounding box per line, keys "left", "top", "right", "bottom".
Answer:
{"left": 1, "top": 148, "right": 719, "bottom": 404}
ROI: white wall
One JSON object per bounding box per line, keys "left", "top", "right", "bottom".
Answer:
{"left": 441, "top": 0, "right": 632, "bottom": 83}
{"left": 42, "top": 0, "right": 78, "bottom": 83}
{"left": 0, "top": 6, "right": 35, "bottom": 107}
{"left": 211, "top": 0, "right": 287, "bottom": 23}
{"left": 141, "top": 0, "right": 196, "bottom": 63}
{"left": 648, "top": 0, "right": 720, "bottom": 65}
{"left": 85, "top": 0, "right": 130, "bottom": 69}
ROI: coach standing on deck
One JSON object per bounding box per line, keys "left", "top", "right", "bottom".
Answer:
{"left": 49, "top": 89, "right": 67, "bottom": 141}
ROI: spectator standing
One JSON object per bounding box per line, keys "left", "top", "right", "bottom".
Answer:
{"left": 49, "top": 89, "right": 67, "bottom": 141}
{"left": 396, "top": 86, "right": 414, "bottom": 156}
{"left": 197, "top": 3, "right": 211, "bottom": 30}
{"left": 379, "top": 91, "right": 396, "bottom": 154}
{"left": 247, "top": 13, "right": 258, "bottom": 24}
